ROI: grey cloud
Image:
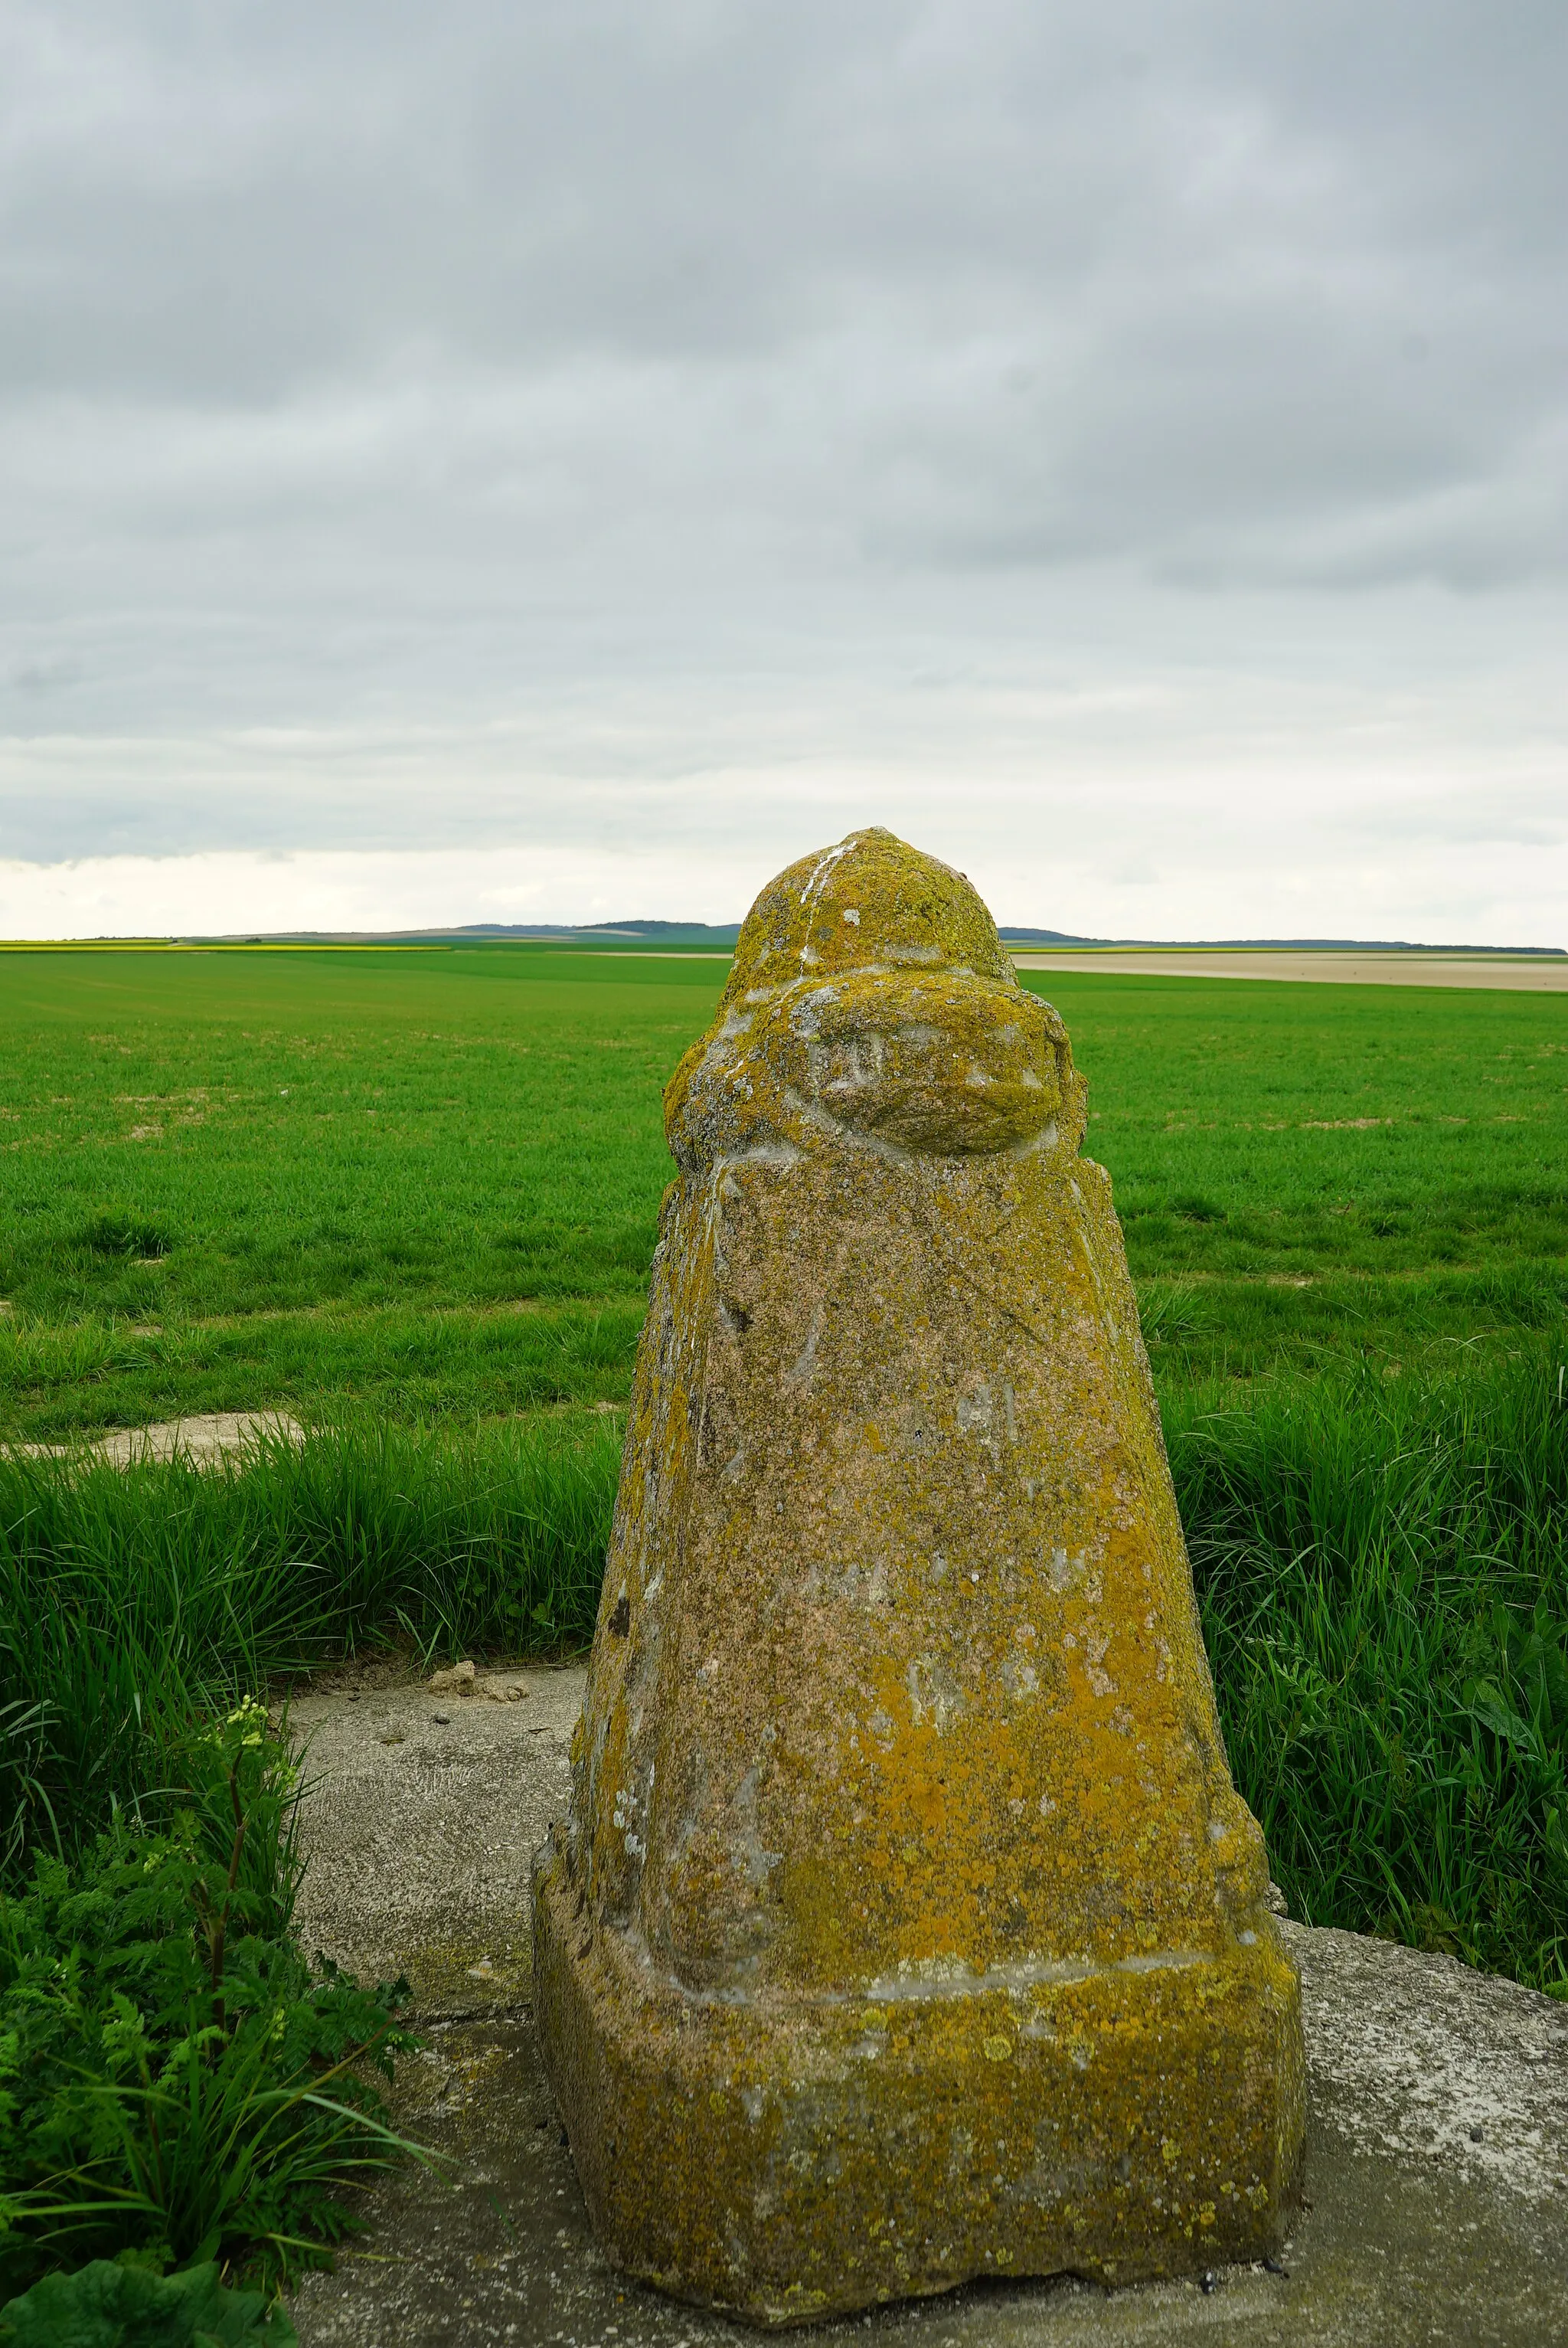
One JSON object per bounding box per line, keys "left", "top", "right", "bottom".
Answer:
{"left": 1341, "top": 780, "right": 1568, "bottom": 852}
{"left": 0, "top": 0, "right": 1565, "bottom": 890}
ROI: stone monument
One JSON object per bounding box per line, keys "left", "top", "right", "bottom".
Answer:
{"left": 533, "top": 828, "right": 1304, "bottom": 2326}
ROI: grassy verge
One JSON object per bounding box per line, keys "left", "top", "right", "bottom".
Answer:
{"left": 0, "top": 1349, "right": 1561, "bottom": 2306}
{"left": 0, "top": 1297, "right": 644, "bottom": 1442}
{"left": 1174, "top": 1355, "right": 1568, "bottom": 1991}
{"left": 0, "top": 1415, "right": 619, "bottom": 1865}
{"left": 2, "top": 1361, "right": 1563, "bottom": 1993}
{"left": 0, "top": 1414, "right": 619, "bottom": 2306}
{"left": 0, "top": 1699, "right": 417, "bottom": 2306}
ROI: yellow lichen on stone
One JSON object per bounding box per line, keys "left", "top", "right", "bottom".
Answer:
{"left": 534, "top": 827, "right": 1305, "bottom": 2326}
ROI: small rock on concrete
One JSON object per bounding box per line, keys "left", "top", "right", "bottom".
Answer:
{"left": 426, "top": 1660, "right": 528, "bottom": 1702}
{"left": 426, "top": 1661, "right": 478, "bottom": 1696}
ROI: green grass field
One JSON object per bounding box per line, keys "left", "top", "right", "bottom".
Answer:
{"left": 0, "top": 947, "right": 1564, "bottom": 1982}
{"left": 3, "top": 1369, "right": 1563, "bottom": 1998}
{"left": 2, "top": 943, "right": 1564, "bottom": 1432}
{"left": 0, "top": 941, "right": 1563, "bottom": 2299}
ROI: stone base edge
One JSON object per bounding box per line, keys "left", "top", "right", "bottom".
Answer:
{"left": 532, "top": 1848, "right": 1305, "bottom": 2328}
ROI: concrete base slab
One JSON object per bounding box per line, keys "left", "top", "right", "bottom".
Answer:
{"left": 289, "top": 1672, "right": 1568, "bottom": 2348}
{"left": 289, "top": 1666, "right": 580, "bottom": 2013}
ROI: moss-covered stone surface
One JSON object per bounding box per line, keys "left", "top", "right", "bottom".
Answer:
{"left": 534, "top": 830, "right": 1304, "bottom": 2323}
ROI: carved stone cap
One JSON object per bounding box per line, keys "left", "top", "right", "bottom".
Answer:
{"left": 665, "top": 828, "right": 1087, "bottom": 1169}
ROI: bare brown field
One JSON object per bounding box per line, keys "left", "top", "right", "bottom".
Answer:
{"left": 1009, "top": 949, "right": 1568, "bottom": 989}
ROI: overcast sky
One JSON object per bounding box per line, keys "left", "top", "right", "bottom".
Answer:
{"left": 2, "top": 1, "right": 1565, "bottom": 941}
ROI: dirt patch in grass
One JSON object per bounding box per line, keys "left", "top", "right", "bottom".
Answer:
{"left": 13, "top": 1410, "right": 305, "bottom": 1467}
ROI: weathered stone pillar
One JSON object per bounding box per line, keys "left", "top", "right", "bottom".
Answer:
{"left": 533, "top": 828, "right": 1304, "bottom": 2326}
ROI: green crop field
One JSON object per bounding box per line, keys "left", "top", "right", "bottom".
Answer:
{"left": 0, "top": 941, "right": 1563, "bottom": 2293}
{"left": 2, "top": 943, "right": 1565, "bottom": 1434}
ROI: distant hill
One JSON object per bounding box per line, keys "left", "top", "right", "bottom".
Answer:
{"left": 162, "top": 919, "right": 1564, "bottom": 954}
{"left": 449, "top": 920, "right": 743, "bottom": 946}
{"left": 449, "top": 920, "right": 1565, "bottom": 956}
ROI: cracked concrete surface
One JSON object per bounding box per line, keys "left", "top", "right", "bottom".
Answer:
{"left": 288, "top": 1666, "right": 1568, "bottom": 2347}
